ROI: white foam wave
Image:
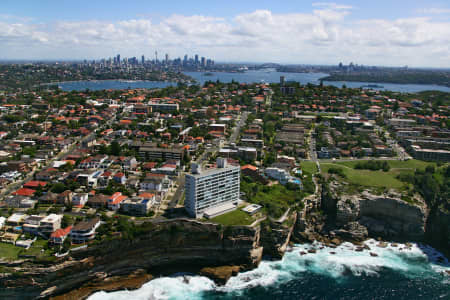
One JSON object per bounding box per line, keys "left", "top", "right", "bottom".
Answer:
{"left": 88, "top": 240, "right": 450, "bottom": 300}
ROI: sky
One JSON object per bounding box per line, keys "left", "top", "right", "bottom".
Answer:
{"left": 1, "top": 0, "right": 450, "bottom": 67}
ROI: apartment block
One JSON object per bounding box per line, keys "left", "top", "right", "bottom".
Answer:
{"left": 185, "top": 158, "right": 240, "bottom": 218}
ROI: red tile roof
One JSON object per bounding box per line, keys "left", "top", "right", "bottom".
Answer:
{"left": 12, "top": 188, "right": 36, "bottom": 197}
{"left": 23, "top": 181, "right": 48, "bottom": 189}
{"left": 241, "top": 164, "right": 257, "bottom": 171}
{"left": 50, "top": 226, "right": 72, "bottom": 239}
{"left": 139, "top": 192, "right": 155, "bottom": 198}
{"left": 111, "top": 195, "right": 127, "bottom": 205}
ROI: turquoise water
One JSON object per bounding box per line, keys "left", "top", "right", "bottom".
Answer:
{"left": 89, "top": 240, "right": 450, "bottom": 300}
{"left": 58, "top": 71, "right": 450, "bottom": 93}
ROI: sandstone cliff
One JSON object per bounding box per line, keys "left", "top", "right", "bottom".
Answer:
{"left": 335, "top": 190, "right": 427, "bottom": 240}
{"left": 260, "top": 212, "right": 298, "bottom": 259}
{"left": 0, "top": 219, "right": 263, "bottom": 299}
{"left": 426, "top": 208, "right": 450, "bottom": 258}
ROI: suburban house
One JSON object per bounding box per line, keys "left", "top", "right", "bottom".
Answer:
{"left": 49, "top": 226, "right": 72, "bottom": 245}
{"left": 107, "top": 192, "right": 128, "bottom": 211}
{"left": 39, "top": 214, "right": 62, "bottom": 235}
{"left": 121, "top": 193, "right": 155, "bottom": 216}
{"left": 70, "top": 218, "right": 101, "bottom": 244}
{"left": 72, "top": 193, "right": 89, "bottom": 208}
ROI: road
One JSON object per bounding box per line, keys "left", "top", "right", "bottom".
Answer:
{"left": 229, "top": 112, "right": 249, "bottom": 145}
{"left": 168, "top": 173, "right": 185, "bottom": 209}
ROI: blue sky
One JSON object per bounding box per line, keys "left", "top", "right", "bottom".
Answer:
{"left": 1, "top": 1, "right": 450, "bottom": 67}
{"left": 2, "top": 0, "right": 449, "bottom": 21}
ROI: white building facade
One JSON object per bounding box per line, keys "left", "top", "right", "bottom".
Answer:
{"left": 185, "top": 158, "right": 240, "bottom": 218}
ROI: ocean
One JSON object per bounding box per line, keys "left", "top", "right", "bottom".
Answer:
{"left": 57, "top": 71, "right": 450, "bottom": 93}
{"left": 88, "top": 240, "right": 450, "bottom": 300}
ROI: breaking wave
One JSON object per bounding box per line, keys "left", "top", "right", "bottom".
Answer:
{"left": 88, "top": 240, "right": 450, "bottom": 300}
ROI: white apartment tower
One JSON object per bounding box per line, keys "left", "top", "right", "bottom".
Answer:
{"left": 185, "top": 158, "right": 240, "bottom": 218}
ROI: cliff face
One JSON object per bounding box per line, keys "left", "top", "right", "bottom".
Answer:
{"left": 260, "top": 212, "right": 298, "bottom": 259}
{"left": 1, "top": 219, "right": 263, "bottom": 299}
{"left": 334, "top": 190, "right": 427, "bottom": 240}
{"left": 426, "top": 208, "right": 450, "bottom": 258}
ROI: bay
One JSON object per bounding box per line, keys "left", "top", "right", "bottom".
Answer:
{"left": 56, "top": 71, "right": 450, "bottom": 93}
{"left": 185, "top": 70, "right": 450, "bottom": 93}
{"left": 57, "top": 80, "right": 176, "bottom": 91}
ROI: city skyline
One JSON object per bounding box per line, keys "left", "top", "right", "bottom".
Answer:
{"left": 1, "top": 0, "right": 450, "bottom": 67}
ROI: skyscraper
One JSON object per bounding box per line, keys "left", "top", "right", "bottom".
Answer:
{"left": 201, "top": 57, "right": 206, "bottom": 67}
{"left": 195, "top": 54, "right": 199, "bottom": 65}
{"left": 117, "top": 54, "right": 121, "bottom": 65}
{"left": 165, "top": 53, "right": 169, "bottom": 64}
{"left": 141, "top": 55, "right": 145, "bottom": 65}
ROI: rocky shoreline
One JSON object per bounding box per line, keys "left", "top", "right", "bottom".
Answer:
{"left": 1, "top": 185, "right": 449, "bottom": 299}
{"left": 50, "top": 269, "right": 152, "bottom": 300}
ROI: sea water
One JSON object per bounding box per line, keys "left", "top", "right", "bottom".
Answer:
{"left": 56, "top": 71, "right": 450, "bottom": 93}
{"left": 88, "top": 240, "right": 450, "bottom": 300}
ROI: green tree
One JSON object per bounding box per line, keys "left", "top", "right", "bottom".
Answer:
{"left": 51, "top": 183, "right": 67, "bottom": 194}
{"left": 110, "top": 141, "right": 121, "bottom": 156}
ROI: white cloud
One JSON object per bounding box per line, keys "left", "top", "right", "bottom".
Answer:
{"left": 0, "top": 4, "right": 449, "bottom": 68}
{"left": 312, "top": 2, "right": 353, "bottom": 10}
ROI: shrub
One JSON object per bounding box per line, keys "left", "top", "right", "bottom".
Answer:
{"left": 328, "top": 167, "right": 346, "bottom": 178}
{"left": 354, "top": 160, "right": 390, "bottom": 172}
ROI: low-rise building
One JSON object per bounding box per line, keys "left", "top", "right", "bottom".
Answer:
{"left": 107, "top": 192, "right": 128, "bottom": 210}
{"left": 49, "top": 226, "right": 72, "bottom": 245}
{"left": 7, "top": 213, "right": 28, "bottom": 226}
{"left": 72, "top": 193, "right": 89, "bottom": 208}
{"left": 23, "top": 215, "right": 44, "bottom": 235}
{"left": 70, "top": 218, "right": 101, "bottom": 244}
{"left": 121, "top": 193, "right": 155, "bottom": 216}
{"left": 388, "top": 118, "right": 416, "bottom": 127}
{"left": 39, "top": 214, "right": 62, "bottom": 235}
{"left": 411, "top": 145, "right": 450, "bottom": 161}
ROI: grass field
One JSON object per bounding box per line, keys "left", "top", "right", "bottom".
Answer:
{"left": 21, "top": 239, "right": 50, "bottom": 258}
{"left": 334, "top": 159, "right": 439, "bottom": 171}
{"left": 209, "top": 209, "right": 254, "bottom": 226}
{"left": 0, "top": 242, "right": 22, "bottom": 261}
{"left": 320, "top": 163, "right": 409, "bottom": 189}
{"left": 301, "top": 161, "right": 318, "bottom": 174}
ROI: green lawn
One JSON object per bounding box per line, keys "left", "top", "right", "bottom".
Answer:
{"left": 333, "top": 159, "right": 439, "bottom": 171}
{"left": 320, "top": 163, "right": 408, "bottom": 189}
{"left": 21, "top": 239, "right": 50, "bottom": 257}
{"left": 209, "top": 209, "right": 254, "bottom": 226}
{"left": 301, "top": 161, "right": 318, "bottom": 174}
{"left": 0, "top": 242, "right": 22, "bottom": 261}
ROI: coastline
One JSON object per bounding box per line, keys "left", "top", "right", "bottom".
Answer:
{"left": 53, "top": 212, "right": 450, "bottom": 300}
{"left": 0, "top": 211, "right": 448, "bottom": 299}
{"left": 319, "top": 75, "right": 450, "bottom": 88}
{"left": 82, "top": 238, "right": 450, "bottom": 300}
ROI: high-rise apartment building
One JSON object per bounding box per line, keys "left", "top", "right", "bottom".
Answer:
{"left": 185, "top": 158, "right": 240, "bottom": 218}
